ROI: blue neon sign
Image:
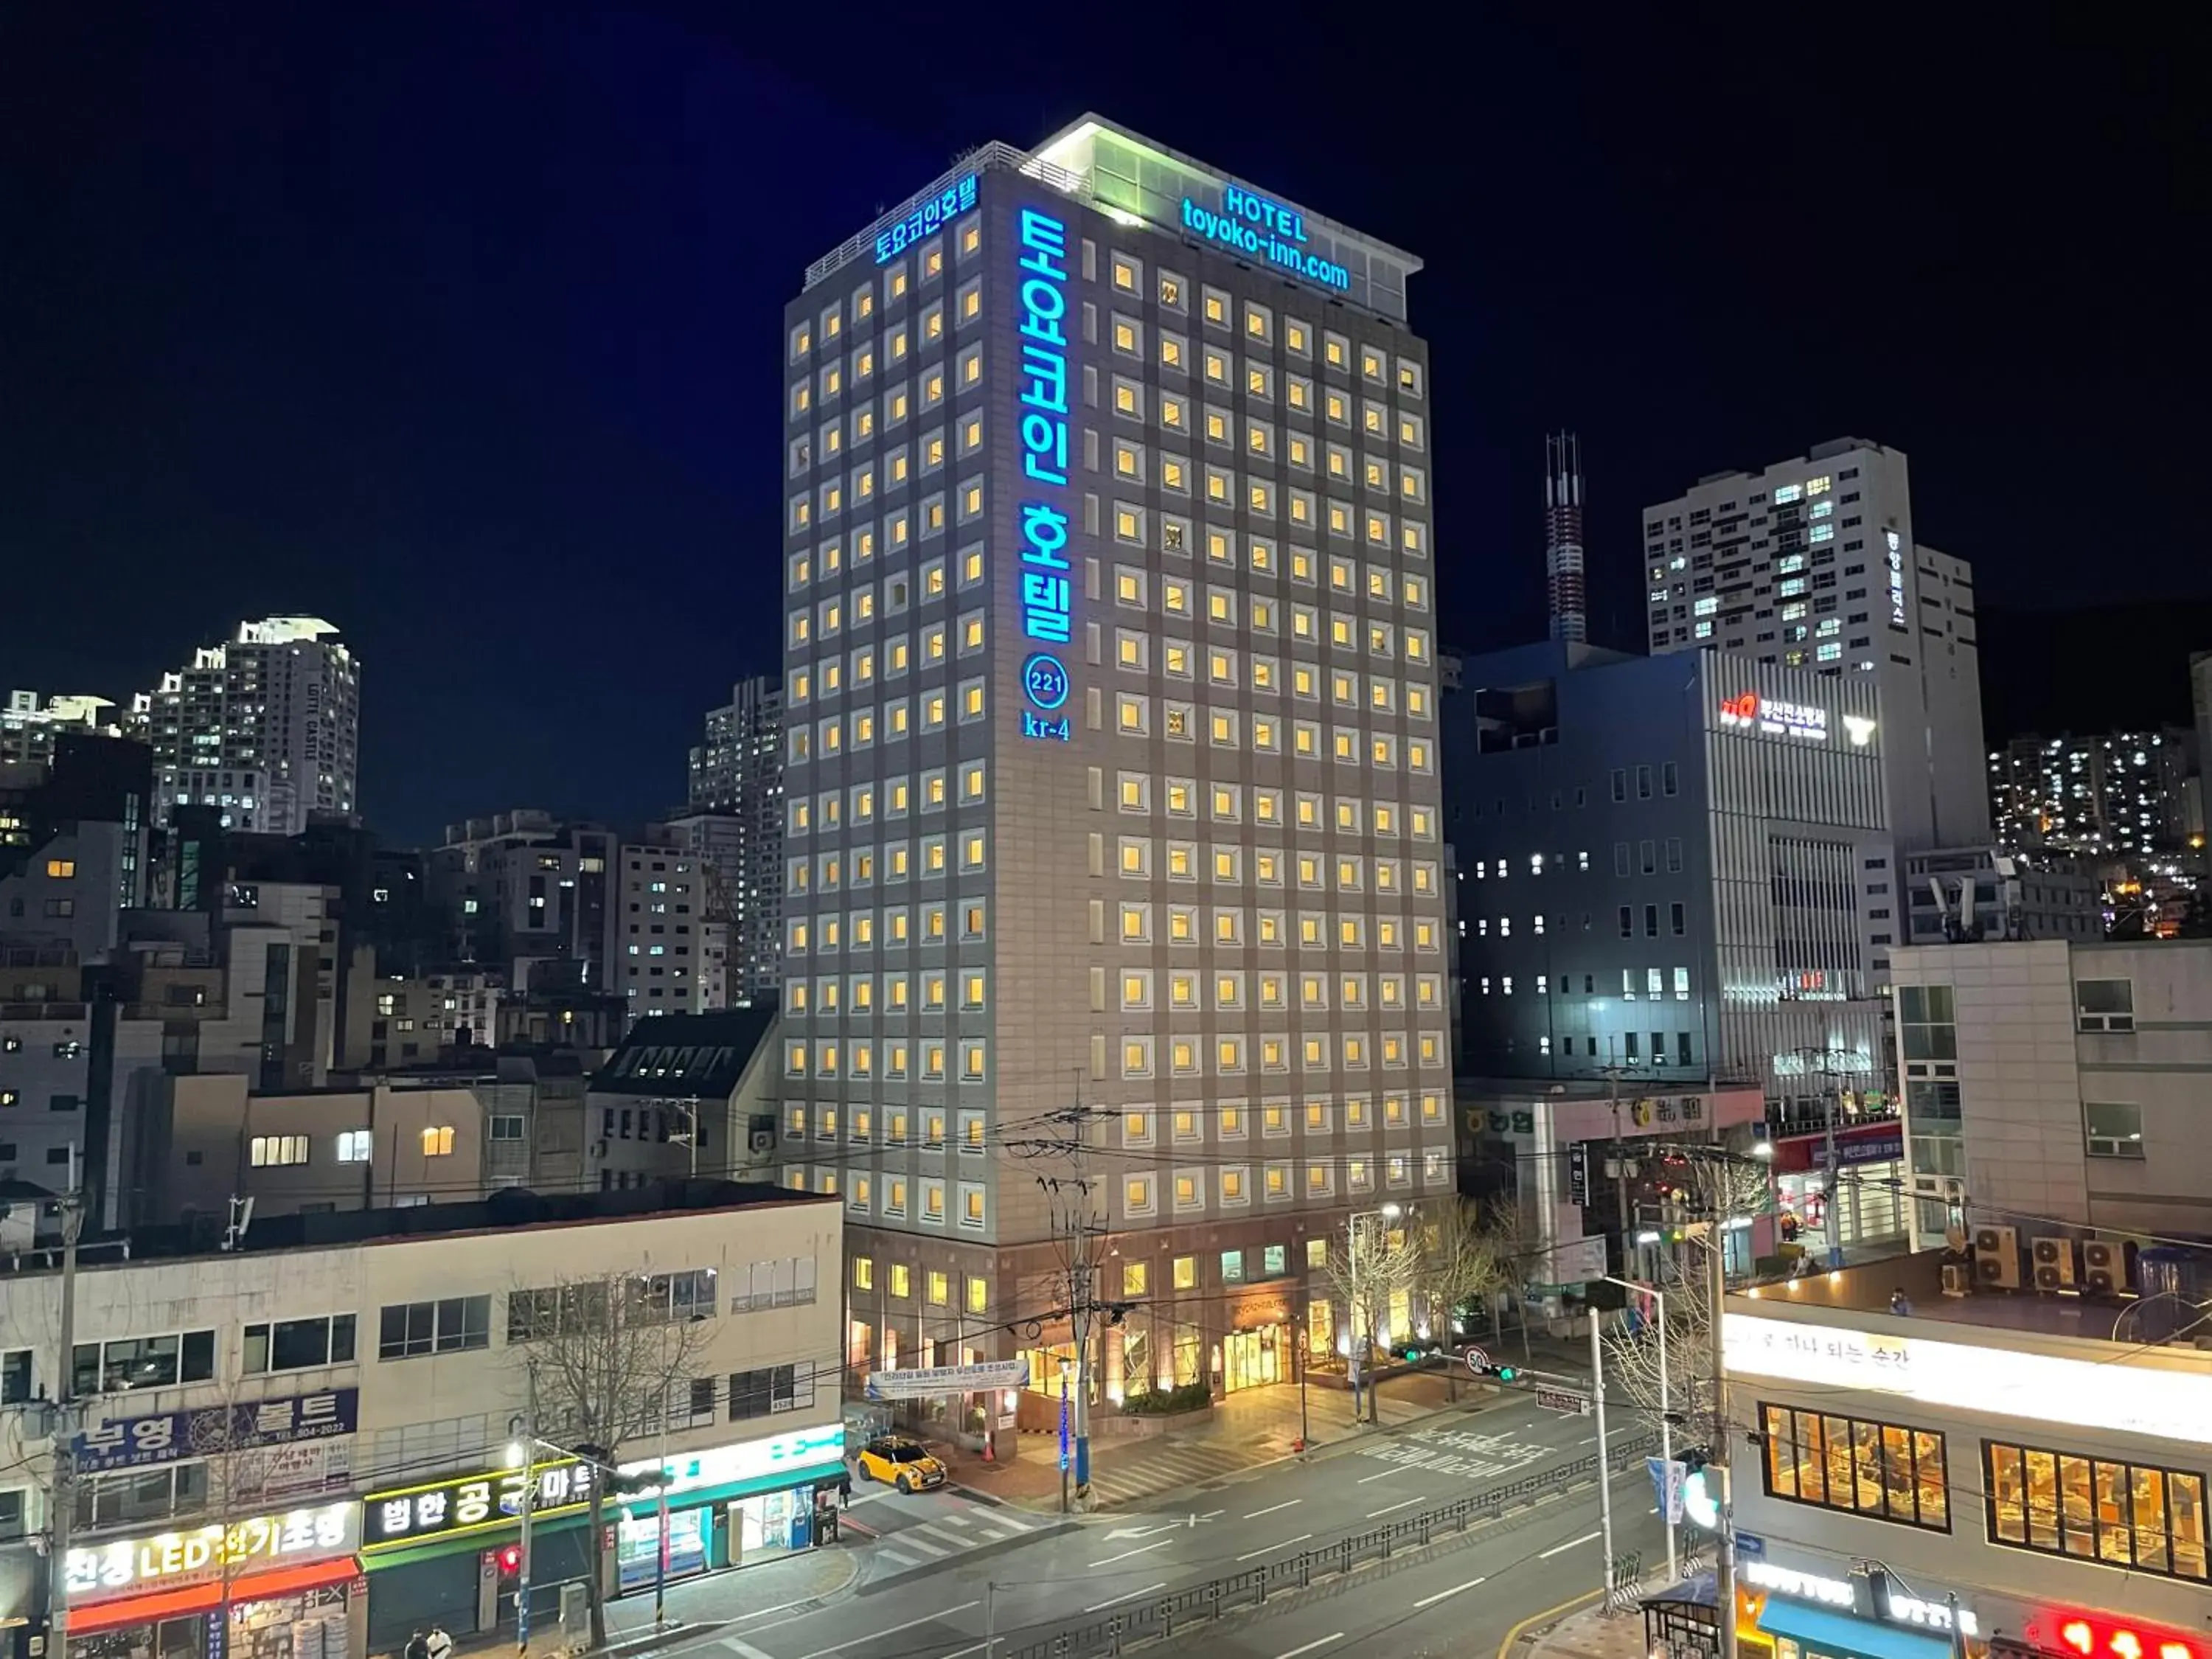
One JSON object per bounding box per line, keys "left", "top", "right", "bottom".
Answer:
{"left": 874, "top": 173, "right": 978, "bottom": 265}
{"left": 1178, "top": 184, "right": 1350, "bottom": 292}
{"left": 1015, "top": 204, "right": 1074, "bottom": 744}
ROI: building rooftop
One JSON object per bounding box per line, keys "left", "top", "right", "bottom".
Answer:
{"left": 589, "top": 1006, "right": 777, "bottom": 1098}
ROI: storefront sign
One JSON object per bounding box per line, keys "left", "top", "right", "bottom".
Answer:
{"left": 65, "top": 1504, "right": 359, "bottom": 1603}
{"left": 1770, "top": 1123, "right": 1904, "bottom": 1175}
{"left": 1745, "top": 1560, "right": 1854, "bottom": 1607}
{"left": 1724, "top": 1311, "right": 2212, "bottom": 1445}
{"left": 866, "top": 1358, "right": 1027, "bottom": 1400}
{"left": 1627, "top": 1096, "right": 1706, "bottom": 1128}
{"left": 617, "top": 1425, "right": 845, "bottom": 1495}
{"left": 1015, "top": 203, "right": 1074, "bottom": 743}
{"left": 1719, "top": 691, "right": 1829, "bottom": 740}
{"left": 1745, "top": 1559, "right": 1982, "bottom": 1638}
{"left": 363, "top": 1459, "right": 596, "bottom": 1551}
{"left": 2025, "top": 1610, "right": 2201, "bottom": 1659}
{"left": 75, "top": 1389, "right": 358, "bottom": 1473}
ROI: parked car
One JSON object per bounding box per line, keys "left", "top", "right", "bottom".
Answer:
{"left": 855, "top": 1433, "right": 948, "bottom": 1492}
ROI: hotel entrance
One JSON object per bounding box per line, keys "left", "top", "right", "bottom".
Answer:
{"left": 1222, "top": 1325, "right": 1284, "bottom": 1393}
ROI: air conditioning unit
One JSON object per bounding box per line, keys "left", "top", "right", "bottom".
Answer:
{"left": 748, "top": 1129, "right": 775, "bottom": 1154}
{"left": 2082, "top": 1239, "right": 2139, "bottom": 1297}
{"left": 1939, "top": 1262, "right": 1972, "bottom": 1298}
{"left": 2031, "top": 1237, "right": 2078, "bottom": 1291}
{"left": 1972, "top": 1223, "right": 2023, "bottom": 1290}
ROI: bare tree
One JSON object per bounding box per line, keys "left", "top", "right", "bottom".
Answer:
{"left": 509, "top": 1273, "right": 717, "bottom": 1649}
{"left": 1321, "top": 1211, "right": 1421, "bottom": 1419}
{"left": 1407, "top": 1197, "right": 1520, "bottom": 1345}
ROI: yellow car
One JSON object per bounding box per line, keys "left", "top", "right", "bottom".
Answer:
{"left": 855, "top": 1433, "right": 947, "bottom": 1493}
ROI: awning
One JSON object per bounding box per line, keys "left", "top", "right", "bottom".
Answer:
{"left": 1755, "top": 1599, "right": 1952, "bottom": 1659}
{"left": 69, "top": 1555, "right": 361, "bottom": 1635}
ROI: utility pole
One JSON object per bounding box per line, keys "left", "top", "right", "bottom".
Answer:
{"left": 1587, "top": 1298, "right": 1616, "bottom": 1604}
{"left": 1820, "top": 1063, "right": 1844, "bottom": 1270}
{"left": 515, "top": 1366, "right": 538, "bottom": 1659}
{"left": 1707, "top": 1208, "right": 1739, "bottom": 1659}
{"left": 1606, "top": 1062, "right": 1635, "bottom": 1279}
{"left": 46, "top": 1144, "right": 87, "bottom": 1659}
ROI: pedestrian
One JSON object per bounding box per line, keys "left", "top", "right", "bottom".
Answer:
{"left": 425, "top": 1624, "right": 453, "bottom": 1659}
{"left": 404, "top": 1632, "right": 428, "bottom": 1659}
{"left": 837, "top": 1467, "right": 852, "bottom": 1508}
{"left": 1889, "top": 1287, "right": 1913, "bottom": 1317}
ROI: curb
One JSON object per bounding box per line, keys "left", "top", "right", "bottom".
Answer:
{"left": 589, "top": 1552, "right": 863, "bottom": 1658}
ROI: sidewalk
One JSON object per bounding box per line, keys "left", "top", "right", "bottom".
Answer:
{"left": 934, "top": 1365, "right": 1523, "bottom": 1512}
{"left": 1519, "top": 1601, "right": 1650, "bottom": 1659}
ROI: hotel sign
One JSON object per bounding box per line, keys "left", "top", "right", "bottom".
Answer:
{"left": 1014, "top": 204, "right": 1074, "bottom": 743}
{"left": 1178, "top": 185, "right": 1352, "bottom": 292}
{"left": 66, "top": 1504, "right": 359, "bottom": 1603}
{"left": 874, "top": 173, "right": 978, "bottom": 265}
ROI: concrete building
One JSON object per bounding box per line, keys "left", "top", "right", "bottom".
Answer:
{"left": 0, "top": 1185, "right": 844, "bottom": 1656}
{"left": 1644, "top": 439, "right": 1987, "bottom": 855}
{"left": 361, "top": 969, "right": 504, "bottom": 1068}
{"left": 1719, "top": 1258, "right": 2212, "bottom": 1650}
{"left": 0, "top": 692, "right": 125, "bottom": 768}
{"left": 778, "top": 116, "right": 1451, "bottom": 1413}
{"left": 427, "top": 813, "right": 618, "bottom": 994}
{"left": 662, "top": 809, "right": 778, "bottom": 1009}
{"left": 1990, "top": 728, "right": 2202, "bottom": 863}
{"left": 133, "top": 616, "right": 361, "bottom": 835}
{"left": 1890, "top": 935, "right": 2212, "bottom": 1246}
{"left": 0, "top": 967, "right": 167, "bottom": 1223}
{"left": 585, "top": 1009, "right": 780, "bottom": 1191}
{"left": 0, "top": 735, "right": 155, "bottom": 963}
{"left": 610, "top": 829, "right": 704, "bottom": 1018}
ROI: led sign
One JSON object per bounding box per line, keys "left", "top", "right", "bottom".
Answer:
{"left": 2039, "top": 1613, "right": 2199, "bottom": 1659}
{"left": 1718, "top": 692, "right": 1829, "bottom": 740}
{"left": 1843, "top": 714, "right": 1877, "bottom": 746}
{"left": 1723, "top": 1311, "right": 2212, "bottom": 1445}
{"left": 1015, "top": 204, "right": 1074, "bottom": 743}
{"left": 616, "top": 1424, "right": 844, "bottom": 1498}
{"left": 66, "top": 1504, "right": 358, "bottom": 1602}
{"left": 1885, "top": 530, "right": 1906, "bottom": 627}
{"left": 364, "top": 1458, "right": 596, "bottom": 1549}
{"left": 1744, "top": 1561, "right": 1852, "bottom": 1607}
{"left": 1178, "top": 186, "right": 1351, "bottom": 292}
{"left": 874, "top": 173, "right": 978, "bottom": 265}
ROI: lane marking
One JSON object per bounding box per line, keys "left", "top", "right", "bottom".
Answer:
{"left": 793, "top": 1601, "right": 980, "bottom": 1659}
{"left": 1575, "top": 1436, "right": 1598, "bottom": 1446}
{"left": 1537, "top": 1528, "right": 1603, "bottom": 1559}
{"left": 896, "top": 1532, "right": 949, "bottom": 1558}
{"left": 1243, "top": 1498, "right": 1303, "bottom": 1520}
{"left": 720, "top": 1641, "right": 777, "bottom": 1659}
{"left": 939, "top": 1647, "right": 990, "bottom": 1659}
{"left": 1413, "top": 1574, "right": 1488, "bottom": 1610}
{"left": 936, "top": 1511, "right": 976, "bottom": 1528}
{"left": 1275, "top": 1636, "right": 1345, "bottom": 1659}
{"left": 1366, "top": 1497, "right": 1422, "bottom": 1517}
{"left": 1355, "top": 1467, "right": 1400, "bottom": 1484}
{"left": 1237, "top": 1533, "right": 1311, "bottom": 1562}
{"left": 1083, "top": 1581, "right": 1167, "bottom": 1613}
{"left": 1088, "top": 1537, "right": 1174, "bottom": 1568}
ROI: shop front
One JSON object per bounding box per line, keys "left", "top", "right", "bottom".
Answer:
{"left": 1734, "top": 1556, "right": 1978, "bottom": 1659}
{"left": 359, "top": 1425, "right": 844, "bottom": 1646}
{"left": 1773, "top": 1122, "right": 1906, "bottom": 1258}
{"left": 1221, "top": 1288, "right": 1293, "bottom": 1395}
{"left": 60, "top": 1503, "right": 365, "bottom": 1659}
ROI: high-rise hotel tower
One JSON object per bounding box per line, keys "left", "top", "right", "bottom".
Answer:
{"left": 778, "top": 116, "right": 1450, "bottom": 1419}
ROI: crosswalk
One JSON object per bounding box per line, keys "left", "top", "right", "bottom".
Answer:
{"left": 1080, "top": 1441, "right": 1255, "bottom": 1507}
{"left": 866, "top": 1501, "right": 1044, "bottom": 1575}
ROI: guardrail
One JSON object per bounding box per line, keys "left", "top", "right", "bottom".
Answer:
{"left": 997, "top": 1431, "right": 1659, "bottom": 1659}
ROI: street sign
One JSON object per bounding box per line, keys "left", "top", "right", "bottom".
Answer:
{"left": 1463, "top": 1345, "right": 1492, "bottom": 1375}
{"left": 1568, "top": 1142, "right": 1590, "bottom": 1207}
{"left": 1735, "top": 1531, "right": 1764, "bottom": 1559}
{"left": 1536, "top": 1386, "right": 1592, "bottom": 1416}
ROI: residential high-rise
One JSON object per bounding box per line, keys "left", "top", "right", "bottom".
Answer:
{"left": 1644, "top": 439, "right": 1986, "bottom": 854}
{"left": 684, "top": 675, "right": 785, "bottom": 1004}
{"left": 1989, "top": 730, "right": 2199, "bottom": 862}
{"left": 133, "top": 615, "right": 361, "bottom": 834}
{"left": 777, "top": 116, "right": 1450, "bottom": 1410}
{"left": 0, "top": 690, "right": 124, "bottom": 767}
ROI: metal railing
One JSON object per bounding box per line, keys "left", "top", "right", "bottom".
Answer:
{"left": 997, "top": 1431, "right": 1658, "bottom": 1659}
{"left": 802, "top": 143, "right": 1093, "bottom": 291}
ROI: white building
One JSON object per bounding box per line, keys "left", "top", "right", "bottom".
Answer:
{"left": 1720, "top": 1265, "right": 2212, "bottom": 1651}
{"left": 0, "top": 694, "right": 124, "bottom": 768}
{"left": 133, "top": 617, "right": 362, "bottom": 835}
{"left": 779, "top": 115, "right": 1453, "bottom": 1411}
{"left": 0, "top": 1186, "right": 843, "bottom": 1658}
{"left": 1645, "top": 439, "right": 1987, "bottom": 856}
{"left": 1890, "top": 935, "right": 2212, "bottom": 1246}
{"left": 661, "top": 810, "right": 778, "bottom": 1009}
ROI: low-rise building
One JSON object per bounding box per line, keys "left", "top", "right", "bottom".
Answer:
{"left": 1719, "top": 1257, "right": 2212, "bottom": 1654}
{"left": 584, "top": 1009, "right": 780, "bottom": 1190}
{"left": 0, "top": 1184, "right": 843, "bottom": 1658}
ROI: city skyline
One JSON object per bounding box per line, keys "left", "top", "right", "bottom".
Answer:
{"left": 4, "top": 7, "right": 2195, "bottom": 844}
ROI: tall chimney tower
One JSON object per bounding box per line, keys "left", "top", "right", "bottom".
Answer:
{"left": 1545, "top": 433, "right": 1587, "bottom": 644}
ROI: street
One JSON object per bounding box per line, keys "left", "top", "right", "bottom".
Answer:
{"left": 658, "top": 1391, "right": 1669, "bottom": 1659}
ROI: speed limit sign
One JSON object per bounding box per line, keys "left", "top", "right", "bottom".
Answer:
{"left": 1464, "top": 1345, "right": 1491, "bottom": 1375}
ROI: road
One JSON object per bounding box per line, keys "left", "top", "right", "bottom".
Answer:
{"left": 672, "top": 1391, "right": 1672, "bottom": 1659}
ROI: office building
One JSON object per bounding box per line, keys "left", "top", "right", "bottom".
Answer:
{"left": 777, "top": 116, "right": 1451, "bottom": 1412}
{"left": 1644, "top": 439, "right": 1986, "bottom": 854}
{"left": 1719, "top": 1259, "right": 2212, "bottom": 1652}
{"left": 134, "top": 616, "right": 361, "bottom": 836}
{"left": 0, "top": 1184, "right": 844, "bottom": 1656}
{"left": 1890, "top": 935, "right": 2212, "bottom": 1245}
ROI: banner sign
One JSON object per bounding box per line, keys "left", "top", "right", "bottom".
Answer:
{"left": 76, "top": 1388, "right": 358, "bottom": 1473}
{"left": 1648, "top": 1455, "right": 1687, "bottom": 1525}
{"left": 864, "top": 1357, "right": 1026, "bottom": 1400}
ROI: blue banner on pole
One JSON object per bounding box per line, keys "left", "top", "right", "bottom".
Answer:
{"left": 1057, "top": 1373, "right": 1071, "bottom": 1472}
{"left": 1647, "top": 1455, "right": 1686, "bottom": 1524}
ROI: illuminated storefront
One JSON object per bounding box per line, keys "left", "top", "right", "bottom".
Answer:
{"left": 1734, "top": 1559, "right": 1977, "bottom": 1659}
{"left": 1772, "top": 1121, "right": 1905, "bottom": 1256}
{"left": 60, "top": 1503, "right": 364, "bottom": 1659}
{"left": 358, "top": 1426, "right": 843, "bottom": 1646}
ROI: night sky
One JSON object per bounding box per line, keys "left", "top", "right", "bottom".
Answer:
{"left": 5, "top": 6, "right": 2199, "bottom": 845}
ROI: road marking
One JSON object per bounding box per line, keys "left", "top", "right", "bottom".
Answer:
{"left": 1355, "top": 1467, "right": 1400, "bottom": 1484}
{"left": 1274, "top": 1635, "right": 1345, "bottom": 1659}
{"left": 1366, "top": 1497, "right": 1422, "bottom": 1517}
{"left": 939, "top": 1646, "right": 990, "bottom": 1659}
{"left": 896, "top": 1531, "right": 949, "bottom": 1558}
{"left": 793, "top": 1601, "right": 980, "bottom": 1659}
{"left": 720, "top": 1641, "right": 777, "bottom": 1659}
{"left": 1537, "top": 1528, "right": 1603, "bottom": 1559}
{"left": 1243, "top": 1498, "right": 1303, "bottom": 1520}
{"left": 872, "top": 1548, "right": 916, "bottom": 1568}
{"left": 1413, "top": 1575, "right": 1488, "bottom": 1609}
{"left": 937, "top": 1511, "right": 976, "bottom": 1528}
{"left": 1497, "top": 1590, "right": 1600, "bottom": 1659}
{"left": 1088, "top": 1537, "right": 1174, "bottom": 1568}
{"left": 1083, "top": 1581, "right": 1167, "bottom": 1613}
{"left": 1575, "top": 1436, "right": 1598, "bottom": 1445}
{"left": 1237, "top": 1533, "right": 1311, "bottom": 1561}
